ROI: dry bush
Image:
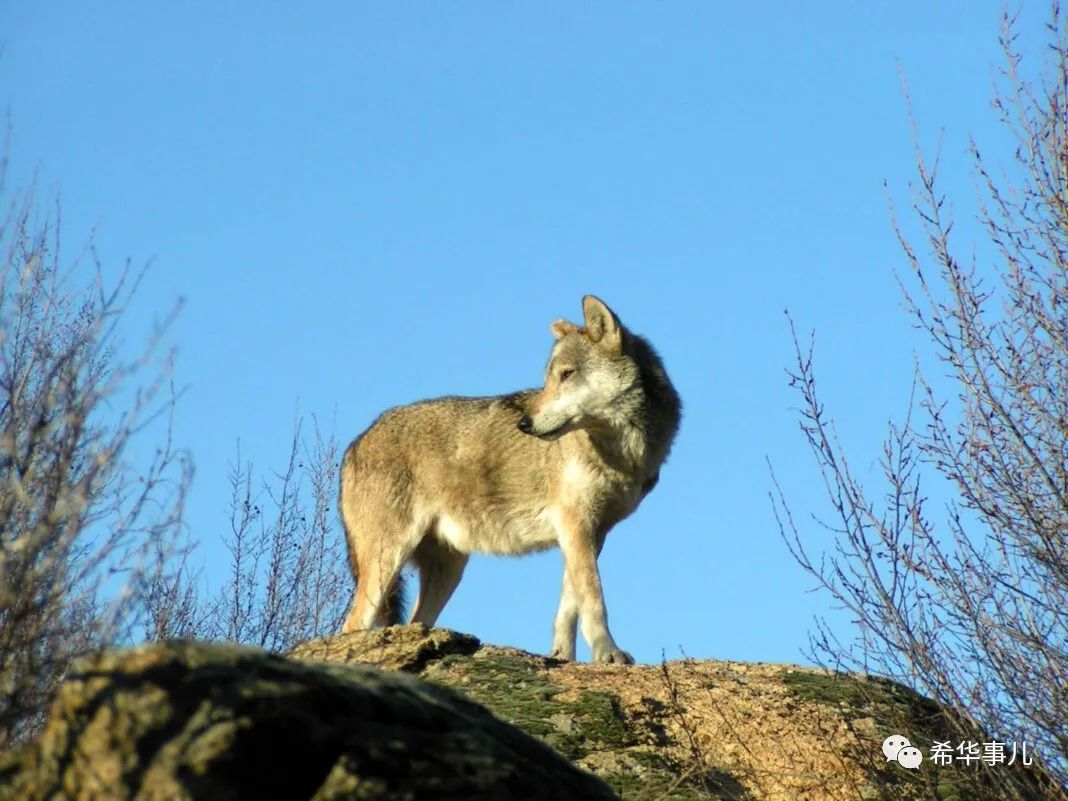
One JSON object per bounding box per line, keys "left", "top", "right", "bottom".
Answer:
{"left": 771, "top": 6, "right": 1066, "bottom": 799}
{"left": 0, "top": 166, "right": 191, "bottom": 748}
{"left": 143, "top": 416, "right": 353, "bottom": 652}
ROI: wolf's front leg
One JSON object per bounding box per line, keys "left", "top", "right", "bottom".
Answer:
{"left": 550, "top": 570, "right": 578, "bottom": 660}
{"left": 558, "top": 524, "right": 633, "bottom": 665}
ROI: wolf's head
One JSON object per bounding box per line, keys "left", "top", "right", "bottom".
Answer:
{"left": 517, "top": 295, "right": 645, "bottom": 439}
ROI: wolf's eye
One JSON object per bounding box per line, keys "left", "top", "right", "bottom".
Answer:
{"left": 559, "top": 368, "right": 576, "bottom": 382}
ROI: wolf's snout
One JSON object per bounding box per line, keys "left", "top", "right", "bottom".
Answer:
{"left": 517, "top": 415, "right": 533, "bottom": 433}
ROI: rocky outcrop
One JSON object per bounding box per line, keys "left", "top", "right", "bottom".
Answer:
{"left": 0, "top": 639, "right": 617, "bottom": 801}
{"left": 293, "top": 626, "right": 988, "bottom": 801}
{"left": 1, "top": 626, "right": 1028, "bottom": 801}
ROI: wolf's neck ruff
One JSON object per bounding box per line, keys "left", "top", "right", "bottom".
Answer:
{"left": 584, "top": 421, "right": 648, "bottom": 477}
{"left": 615, "top": 331, "right": 682, "bottom": 476}
{"left": 582, "top": 370, "right": 674, "bottom": 482}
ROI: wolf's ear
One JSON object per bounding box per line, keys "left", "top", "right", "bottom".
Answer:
{"left": 550, "top": 319, "right": 581, "bottom": 340}
{"left": 582, "top": 295, "right": 622, "bottom": 354}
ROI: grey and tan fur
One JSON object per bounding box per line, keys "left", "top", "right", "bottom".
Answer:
{"left": 339, "top": 295, "right": 681, "bottom": 663}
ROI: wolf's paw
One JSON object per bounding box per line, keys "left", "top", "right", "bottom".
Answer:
{"left": 593, "top": 647, "right": 634, "bottom": 665}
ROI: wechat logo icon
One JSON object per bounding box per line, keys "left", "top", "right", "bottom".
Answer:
{"left": 883, "top": 735, "right": 923, "bottom": 770}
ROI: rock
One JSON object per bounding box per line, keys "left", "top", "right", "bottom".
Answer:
{"left": 289, "top": 622, "right": 480, "bottom": 673}
{"left": 0, "top": 640, "right": 618, "bottom": 801}
{"left": 4, "top": 627, "right": 1042, "bottom": 800}
{"left": 285, "top": 626, "right": 992, "bottom": 801}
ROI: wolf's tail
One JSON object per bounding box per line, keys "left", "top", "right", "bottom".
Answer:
{"left": 377, "top": 573, "right": 408, "bottom": 626}
{"left": 344, "top": 551, "right": 409, "bottom": 627}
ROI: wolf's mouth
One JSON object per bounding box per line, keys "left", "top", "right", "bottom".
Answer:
{"left": 534, "top": 421, "right": 574, "bottom": 440}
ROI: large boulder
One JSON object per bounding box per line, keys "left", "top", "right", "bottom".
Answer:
{"left": 293, "top": 625, "right": 1011, "bottom": 801}
{"left": 0, "top": 640, "right": 618, "bottom": 801}
{"left": 4, "top": 626, "right": 1044, "bottom": 800}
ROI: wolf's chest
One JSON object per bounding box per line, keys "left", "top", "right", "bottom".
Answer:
{"left": 433, "top": 459, "right": 642, "bottom": 557}
{"left": 434, "top": 508, "right": 559, "bottom": 556}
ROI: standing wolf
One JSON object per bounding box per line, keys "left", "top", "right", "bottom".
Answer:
{"left": 339, "top": 295, "right": 681, "bottom": 663}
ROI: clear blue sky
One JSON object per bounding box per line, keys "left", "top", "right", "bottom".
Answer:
{"left": 2, "top": 2, "right": 1047, "bottom": 665}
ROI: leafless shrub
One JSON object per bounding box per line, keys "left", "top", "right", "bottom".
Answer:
{"left": 141, "top": 542, "right": 207, "bottom": 642}
{"left": 772, "top": 5, "right": 1066, "bottom": 799}
{"left": 143, "top": 417, "right": 352, "bottom": 652}
{"left": 0, "top": 167, "right": 192, "bottom": 747}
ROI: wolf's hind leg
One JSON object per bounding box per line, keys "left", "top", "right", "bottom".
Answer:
{"left": 409, "top": 536, "right": 468, "bottom": 626}
{"left": 342, "top": 528, "right": 420, "bottom": 633}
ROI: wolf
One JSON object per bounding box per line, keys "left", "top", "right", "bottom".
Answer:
{"left": 338, "top": 295, "right": 681, "bottom": 663}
